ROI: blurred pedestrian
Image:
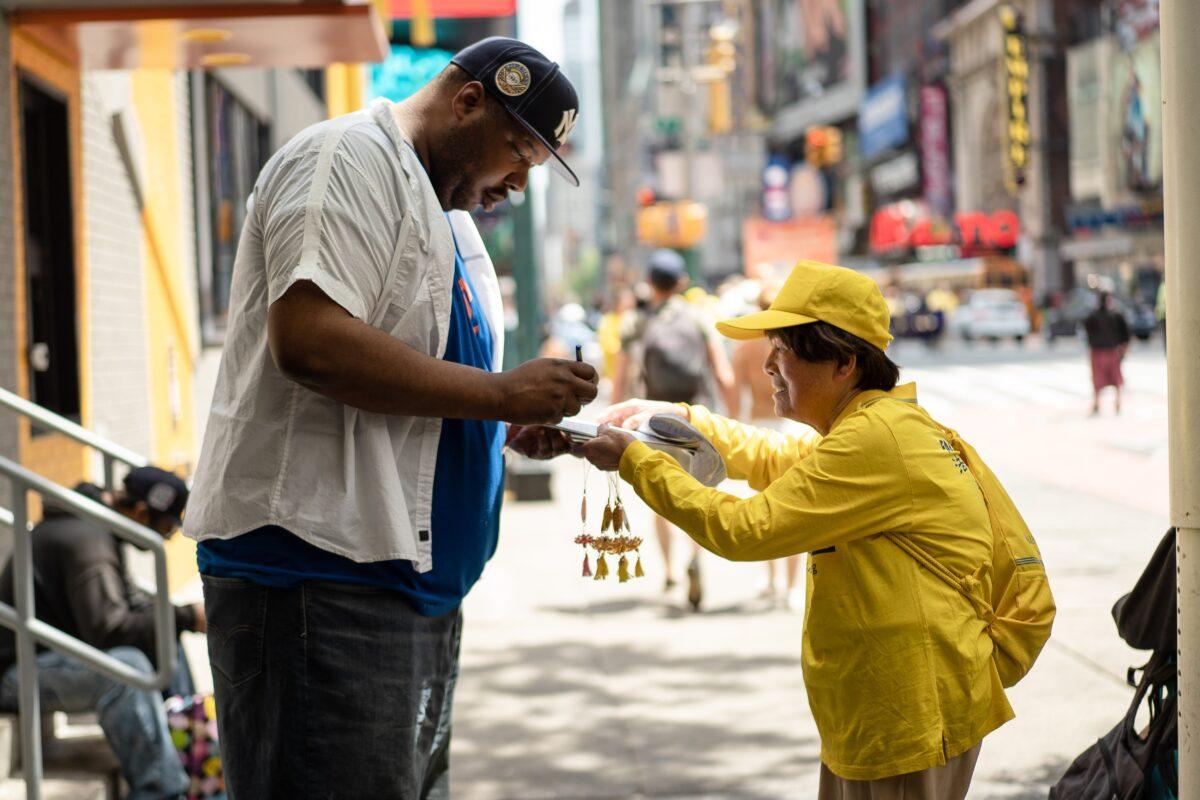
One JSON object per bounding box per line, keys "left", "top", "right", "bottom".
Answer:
{"left": 1083, "top": 291, "right": 1131, "bottom": 415}
{"left": 612, "top": 248, "right": 736, "bottom": 610}
{"left": 596, "top": 287, "right": 635, "bottom": 383}
{"left": 185, "top": 37, "right": 597, "bottom": 799}
{"left": 0, "top": 468, "right": 201, "bottom": 800}
{"left": 585, "top": 260, "right": 1053, "bottom": 800}
{"left": 731, "top": 284, "right": 806, "bottom": 610}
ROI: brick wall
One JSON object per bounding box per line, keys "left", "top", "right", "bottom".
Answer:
{"left": 81, "top": 73, "right": 153, "bottom": 460}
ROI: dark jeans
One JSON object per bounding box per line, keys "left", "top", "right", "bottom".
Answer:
{"left": 202, "top": 575, "right": 463, "bottom": 800}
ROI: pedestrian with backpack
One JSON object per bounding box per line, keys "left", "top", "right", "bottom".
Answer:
{"left": 585, "top": 260, "right": 1055, "bottom": 798}
{"left": 611, "top": 249, "right": 735, "bottom": 610}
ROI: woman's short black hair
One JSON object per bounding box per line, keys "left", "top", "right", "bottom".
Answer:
{"left": 769, "top": 321, "right": 900, "bottom": 392}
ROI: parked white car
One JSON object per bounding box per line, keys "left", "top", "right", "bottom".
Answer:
{"left": 952, "top": 288, "right": 1032, "bottom": 342}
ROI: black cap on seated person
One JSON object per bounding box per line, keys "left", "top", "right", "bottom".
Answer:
{"left": 123, "top": 467, "right": 189, "bottom": 528}
{"left": 451, "top": 36, "right": 581, "bottom": 187}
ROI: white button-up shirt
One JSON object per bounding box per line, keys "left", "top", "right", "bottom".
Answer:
{"left": 185, "top": 100, "right": 502, "bottom": 572}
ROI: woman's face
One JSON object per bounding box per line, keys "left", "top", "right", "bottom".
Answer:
{"left": 763, "top": 336, "right": 845, "bottom": 428}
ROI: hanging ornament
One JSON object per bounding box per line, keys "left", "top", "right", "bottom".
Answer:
{"left": 574, "top": 463, "right": 644, "bottom": 582}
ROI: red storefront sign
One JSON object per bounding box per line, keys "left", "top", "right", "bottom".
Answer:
{"left": 743, "top": 216, "right": 838, "bottom": 279}
{"left": 869, "top": 205, "right": 1020, "bottom": 255}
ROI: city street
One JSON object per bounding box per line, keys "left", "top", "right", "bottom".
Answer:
{"left": 451, "top": 337, "right": 1170, "bottom": 799}
{"left": 0, "top": 1, "right": 1182, "bottom": 797}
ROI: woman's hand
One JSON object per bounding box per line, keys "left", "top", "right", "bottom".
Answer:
{"left": 576, "top": 424, "right": 637, "bottom": 471}
{"left": 597, "top": 398, "right": 686, "bottom": 432}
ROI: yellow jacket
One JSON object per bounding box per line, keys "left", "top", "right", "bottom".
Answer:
{"left": 618, "top": 384, "right": 1013, "bottom": 780}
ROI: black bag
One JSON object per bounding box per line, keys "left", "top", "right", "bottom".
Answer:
{"left": 1113, "top": 529, "right": 1176, "bottom": 654}
{"left": 641, "top": 302, "right": 707, "bottom": 403}
{"left": 1048, "top": 654, "right": 1176, "bottom": 800}
{"left": 1050, "top": 529, "right": 1178, "bottom": 800}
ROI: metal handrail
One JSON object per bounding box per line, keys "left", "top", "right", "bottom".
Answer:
{"left": 0, "top": 386, "right": 148, "bottom": 492}
{"left": 0, "top": 456, "right": 175, "bottom": 800}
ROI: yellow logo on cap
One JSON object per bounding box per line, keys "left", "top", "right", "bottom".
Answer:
{"left": 495, "top": 61, "right": 531, "bottom": 97}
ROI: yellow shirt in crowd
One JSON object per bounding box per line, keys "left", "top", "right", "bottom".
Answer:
{"left": 617, "top": 383, "right": 1014, "bottom": 780}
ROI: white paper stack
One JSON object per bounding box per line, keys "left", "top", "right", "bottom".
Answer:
{"left": 549, "top": 414, "right": 727, "bottom": 487}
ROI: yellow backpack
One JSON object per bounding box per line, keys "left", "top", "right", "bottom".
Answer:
{"left": 883, "top": 406, "right": 1056, "bottom": 688}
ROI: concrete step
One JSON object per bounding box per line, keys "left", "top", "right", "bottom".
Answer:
{"left": 0, "top": 773, "right": 107, "bottom": 800}
{"left": 0, "top": 714, "right": 119, "bottom": 799}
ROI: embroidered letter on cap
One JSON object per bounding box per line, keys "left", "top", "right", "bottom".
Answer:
{"left": 555, "top": 108, "right": 578, "bottom": 145}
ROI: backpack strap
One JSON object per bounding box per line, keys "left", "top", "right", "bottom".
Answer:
{"left": 884, "top": 530, "right": 996, "bottom": 624}
{"left": 858, "top": 395, "right": 999, "bottom": 622}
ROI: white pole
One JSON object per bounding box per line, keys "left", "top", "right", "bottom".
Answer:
{"left": 1162, "top": 1, "right": 1200, "bottom": 796}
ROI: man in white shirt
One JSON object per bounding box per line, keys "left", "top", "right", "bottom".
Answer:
{"left": 185, "top": 38, "right": 594, "bottom": 799}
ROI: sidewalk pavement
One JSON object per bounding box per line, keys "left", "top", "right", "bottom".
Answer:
{"left": 451, "top": 444, "right": 1167, "bottom": 799}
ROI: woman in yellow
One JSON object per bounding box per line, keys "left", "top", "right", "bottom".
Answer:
{"left": 580, "top": 261, "right": 1015, "bottom": 799}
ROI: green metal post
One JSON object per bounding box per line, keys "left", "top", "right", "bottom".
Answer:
{"left": 511, "top": 187, "right": 543, "bottom": 365}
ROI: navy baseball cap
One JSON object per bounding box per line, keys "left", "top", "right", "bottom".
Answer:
{"left": 451, "top": 37, "right": 580, "bottom": 187}
{"left": 123, "top": 467, "right": 188, "bottom": 527}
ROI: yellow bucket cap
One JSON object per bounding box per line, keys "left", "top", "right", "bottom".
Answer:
{"left": 716, "top": 260, "right": 893, "bottom": 351}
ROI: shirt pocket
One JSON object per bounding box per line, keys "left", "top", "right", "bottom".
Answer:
{"left": 373, "top": 211, "right": 419, "bottom": 331}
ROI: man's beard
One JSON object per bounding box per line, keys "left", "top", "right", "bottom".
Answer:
{"left": 430, "top": 119, "right": 487, "bottom": 211}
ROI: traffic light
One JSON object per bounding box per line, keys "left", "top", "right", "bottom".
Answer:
{"left": 704, "top": 28, "right": 736, "bottom": 135}
{"left": 823, "top": 127, "right": 843, "bottom": 164}
{"left": 636, "top": 201, "right": 707, "bottom": 248}
{"left": 805, "top": 126, "right": 843, "bottom": 167}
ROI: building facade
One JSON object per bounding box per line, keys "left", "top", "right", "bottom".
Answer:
{"left": 0, "top": 1, "right": 386, "bottom": 581}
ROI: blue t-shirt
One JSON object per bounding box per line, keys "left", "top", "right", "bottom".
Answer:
{"left": 198, "top": 223, "right": 506, "bottom": 617}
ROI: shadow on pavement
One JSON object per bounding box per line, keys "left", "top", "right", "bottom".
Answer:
{"left": 974, "top": 757, "right": 1072, "bottom": 799}
{"left": 454, "top": 638, "right": 819, "bottom": 799}
{"left": 542, "top": 597, "right": 789, "bottom": 619}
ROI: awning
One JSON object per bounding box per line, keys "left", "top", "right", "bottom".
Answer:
{"left": 9, "top": 1, "right": 389, "bottom": 70}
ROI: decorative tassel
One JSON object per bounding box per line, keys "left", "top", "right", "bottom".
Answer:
{"left": 618, "top": 555, "right": 630, "bottom": 583}
{"left": 601, "top": 504, "right": 613, "bottom": 533}
{"left": 635, "top": 556, "right": 645, "bottom": 578}
{"left": 613, "top": 504, "right": 624, "bottom": 533}
{"left": 594, "top": 554, "right": 609, "bottom": 580}
{"left": 580, "top": 495, "right": 587, "bottom": 525}
{"left": 582, "top": 552, "right": 592, "bottom": 577}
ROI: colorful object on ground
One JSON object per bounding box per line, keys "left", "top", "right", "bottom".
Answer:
{"left": 576, "top": 470, "right": 644, "bottom": 582}
{"left": 166, "top": 693, "right": 226, "bottom": 800}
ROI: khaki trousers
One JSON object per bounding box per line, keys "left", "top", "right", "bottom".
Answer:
{"left": 817, "top": 743, "right": 982, "bottom": 800}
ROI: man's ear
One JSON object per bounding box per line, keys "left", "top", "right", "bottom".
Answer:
{"left": 836, "top": 354, "right": 858, "bottom": 382}
{"left": 451, "top": 80, "right": 489, "bottom": 123}
{"left": 130, "top": 503, "right": 152, "bottom": 528}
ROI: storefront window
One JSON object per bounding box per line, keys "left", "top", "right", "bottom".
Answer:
{"left": 198, "top": 76, "right": 270, "bottom": 344}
